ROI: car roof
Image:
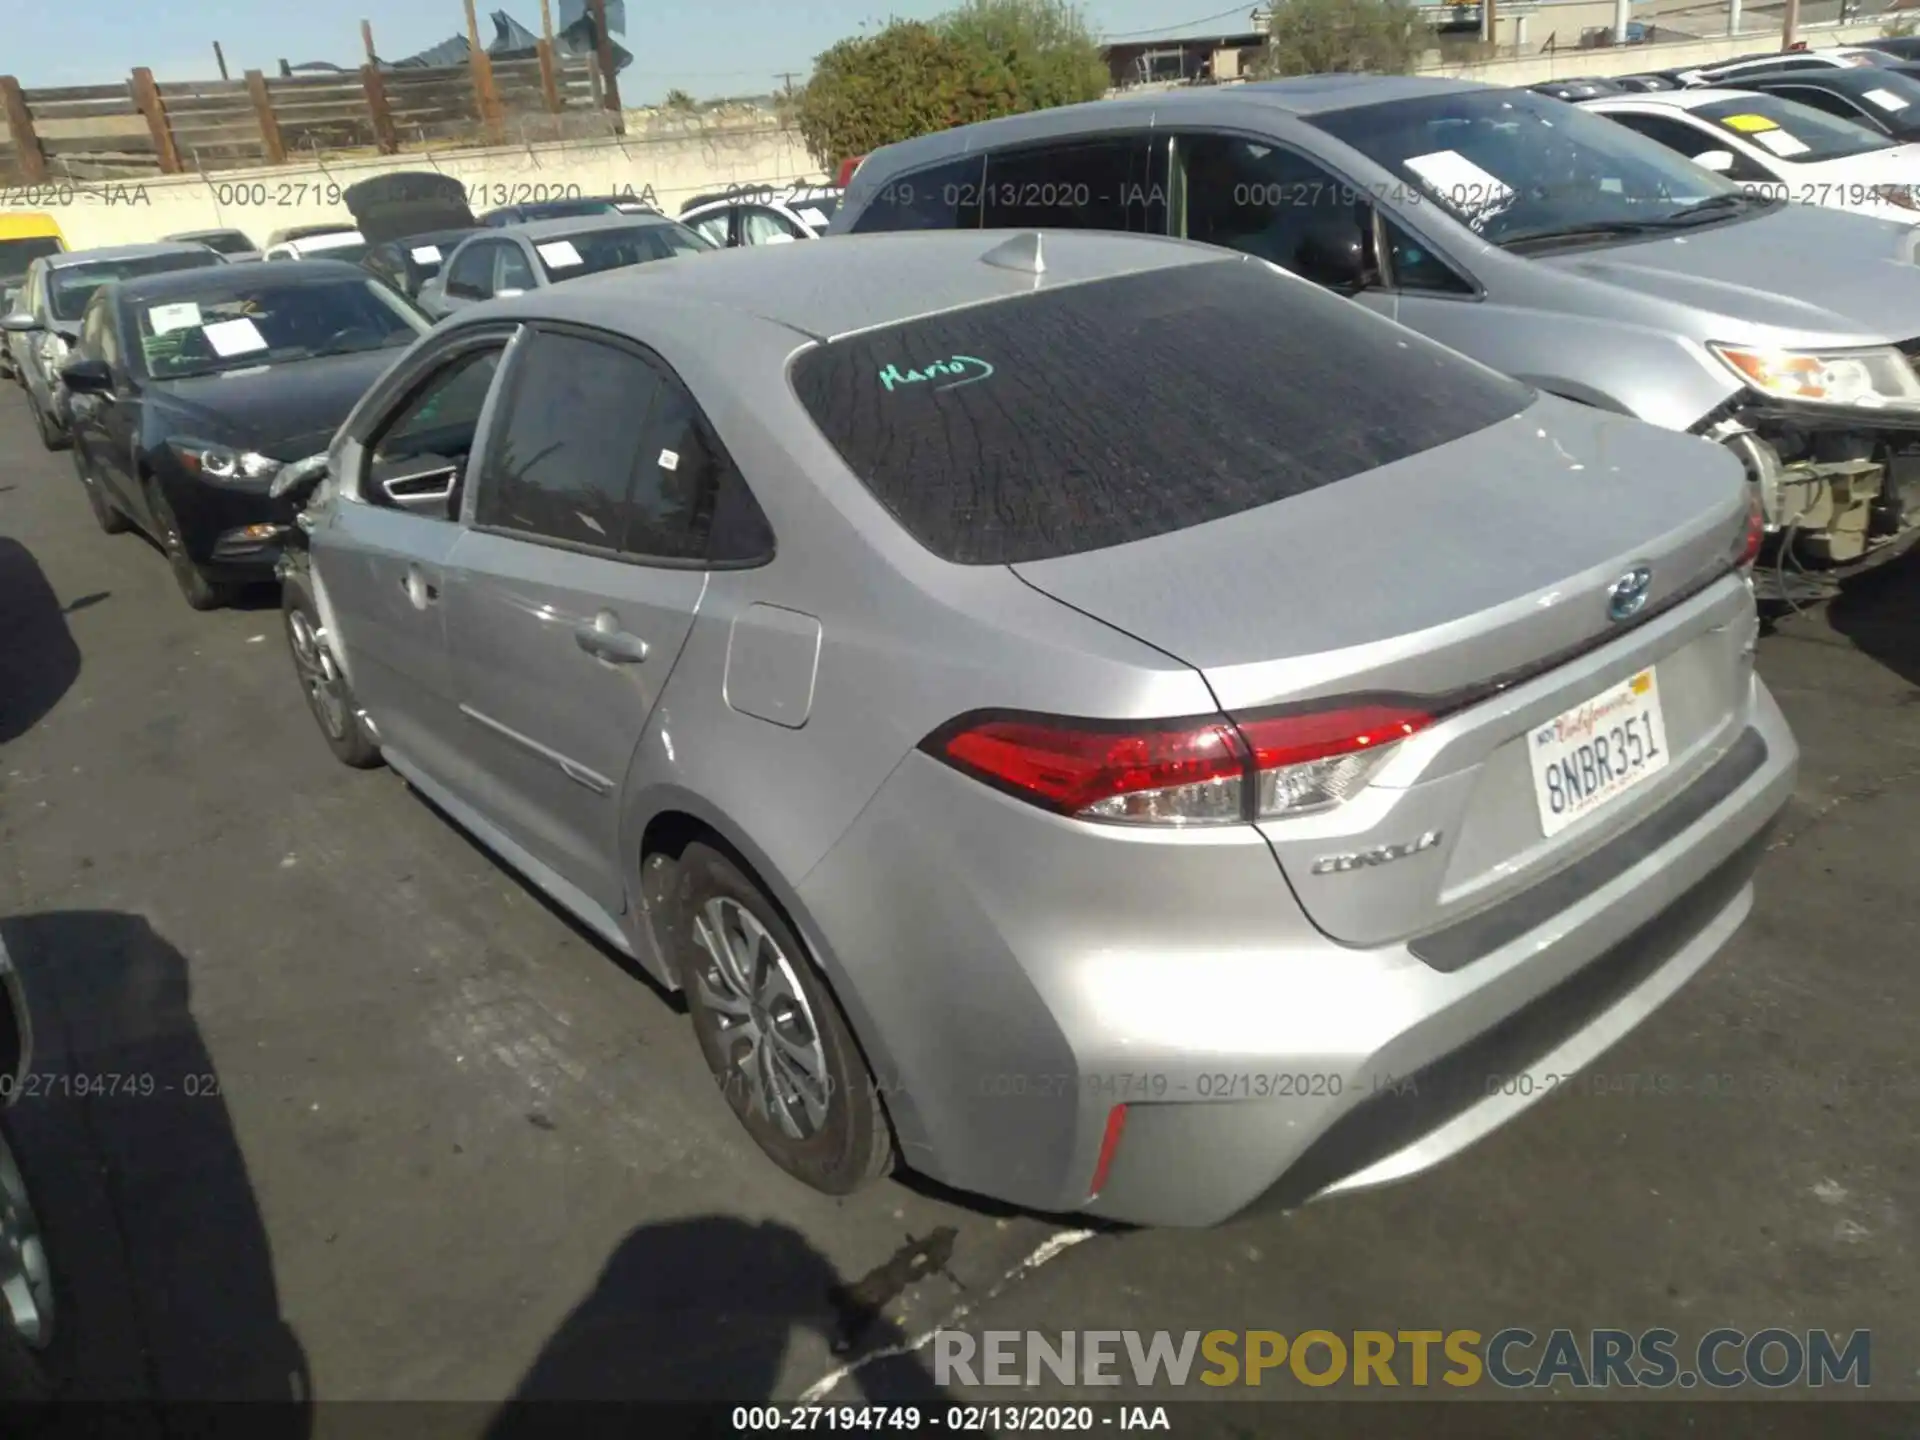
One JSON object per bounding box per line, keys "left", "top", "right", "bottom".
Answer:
{"left": 470, "top": 228, "right": 1241, "bottom": 343}
{"left": 482, "top": 214, "right": 686, "bottom": 241}
{"left": 1722, "top": 64, "right": 1902, "bottom": 91}
{"left": 112, "top": 258, "right": 367, "bottom": 305}
{"left": 165, "top": 228, "right": 250, "bottom": 241}
{"left": 1585, "top": 87, "right": 1771, "bottom": 111}
{"left": 847, "top": 75, "right": 1490, "bottom": 179}
{"left": 45, "top": 242, "right": 216, "bottom": 269}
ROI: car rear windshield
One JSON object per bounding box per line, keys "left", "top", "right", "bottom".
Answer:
{"left": 1, "top": 236, "right": 62, "bottom": 284}
{"left": 50, "top": 251, "right": 223, "bottom": 321}
{"left": 532, "top": 222, "right": 712, "bottom": 280}
{"left": 789, "top": 258, "right": 1534, "bottom": 566}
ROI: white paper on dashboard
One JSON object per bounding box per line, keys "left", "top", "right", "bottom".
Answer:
{"left": 658, "top": 449, "right": 679, "bottom": 471}
{"left": 410, "top": 245, "right": 442, "bottom": 263}
{"left": 1403, "top": 149, "right": 1516, "bottom": 214}
{"left": 147, "top": 302, "right": 202, "bottom": 335}
{"left": 1864, "top": 87, "right": 1910, "bottom": 112}
{"left": 1754, "top": 129, "right": 1812, "bottom": 157}
{"left": 202, "top": 317, "right": 269, "bottom": 356}
{"left": 798, "top": 207, "right": 830, "bottom": 228}
{"left": 537, "top": 240, "right": 584, "bottom": 267}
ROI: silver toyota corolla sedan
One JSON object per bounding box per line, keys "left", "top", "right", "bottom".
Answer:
{"left": 279, "top": 228, "right": 1797, "bottom": 1226}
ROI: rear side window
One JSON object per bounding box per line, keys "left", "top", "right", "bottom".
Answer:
{"left": 789, "top": 259, "right": 1532, "bottom": 566}
{"left": 847, "top": 154, "right": 984, "bottom": 232}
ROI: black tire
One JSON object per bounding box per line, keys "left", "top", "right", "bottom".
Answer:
{"left": 145, "top": 481, "right": 235, "bottom": 611}
{"left": 71, "top": 447, "right": 130, "bottom": 535}
{"left": 281, "top": 565, "right": 382, "bottom": 769}
{"left": 676, "top": 842, "right": 893, "bottom": 1195}
{"left": 28, "top": 394, "right": 68, "bottom": 454}
{"left": 0, "top": 1120, "right": 62, "bottom": 1412}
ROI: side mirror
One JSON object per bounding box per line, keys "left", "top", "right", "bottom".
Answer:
{"left": 1293, "top": 211, "right": 1375, "bottom": 293}
{"left": 269, "top": 451, "right": 331, "bottom": 501}
{"left": 59, "top": 357, "right": 114, "bottom": 395}
{"left": 1693, "top": 149, "right": 1737, "bottom": 173}
{"left": 0, "top": 311, "right": 41, "bottom": 334}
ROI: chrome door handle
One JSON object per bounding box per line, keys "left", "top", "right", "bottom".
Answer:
{"left": 575, "top": 613, "right": 649, "bottom": 664}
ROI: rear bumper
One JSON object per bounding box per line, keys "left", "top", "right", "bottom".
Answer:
{"left": 799, "top": 675, "right": 1797, "bottom": 1228}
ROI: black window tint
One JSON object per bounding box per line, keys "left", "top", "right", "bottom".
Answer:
{"left": 1179, "top": 135, "right": 1365, "bottom": 277}
{"left": 446, "top": 243, "right": 495, "bottom": 298}
{"left": 981, "top": 137, "right": 1166, "bottom": 232}
{"left": 497, "top": 245, "right": 536, "bottom": 290}
{"left": 625, "top": 373, "right": 767, "bottom": 560}
{"left": 1383, "top": 215, "right": 1472, "bottom": 294}
{"left": 848, "top": 154, "right": 984, "bottom": 232}
{"left": 477, "top": 330, "right": 664, "bottom": 550}
{"left": 790, "top": 259, "right": 1531, "bottom": 566}
{"left": 1772, "top": 85, "right": 1868, "bottom": 122}
{"left": 372, "top": 347, "right": 502, "bottom": 469}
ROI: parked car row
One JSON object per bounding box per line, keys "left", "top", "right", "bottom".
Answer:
{"left": 6, "top": 68, "right": 1892, "bottom": 1232}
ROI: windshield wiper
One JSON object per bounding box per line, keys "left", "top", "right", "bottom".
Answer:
{"left": 1647, "top": 192, "right": 1769, "bottom": 225}
{"left": 1499, "top": 218, "right": 1667, "bottom": 252}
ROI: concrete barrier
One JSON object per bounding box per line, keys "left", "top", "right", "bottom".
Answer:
{"left": 1, "top": 116, "right": 820, "bottom": 248}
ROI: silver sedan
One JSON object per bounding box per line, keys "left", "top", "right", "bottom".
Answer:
{"left": 276, "top": 228, "right": 1796, "bottom": 1226}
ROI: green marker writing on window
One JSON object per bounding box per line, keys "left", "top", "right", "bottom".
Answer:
{"left": 878, "top": 355, "right": 994, "bottom": 393}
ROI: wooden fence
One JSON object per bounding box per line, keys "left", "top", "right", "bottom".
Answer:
{"left": 0, "top": 49, "right": 616, "bottom": 183}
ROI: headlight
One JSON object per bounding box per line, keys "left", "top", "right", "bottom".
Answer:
{"left": 1872, "top": 184, "right": 1920, "bottom": 212}
{"left": 1708, "top": 342, "right": 1920, "bottom": 410}
{"left": 167, "top": 440, "right": 281, "bottom": 482}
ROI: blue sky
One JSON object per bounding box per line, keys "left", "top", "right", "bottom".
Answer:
{"left": 7, "top": 0, "right": 1261, "bottom": 102}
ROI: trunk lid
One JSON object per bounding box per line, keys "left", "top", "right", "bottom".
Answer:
{"left": 1012, "top": 396, "right": 1757, "bottom": 947}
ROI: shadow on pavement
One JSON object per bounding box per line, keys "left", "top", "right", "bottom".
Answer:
{"left": 1827, "top": 548, "right": 1920, "bottom": 692}
{"left": 482, "top": 1215, "right": 955, "bottom": 1437}
{"left": 0, "top": 911, "right": 309, "bottom": 1432}
{"left": 0, "top": 538, "right": 82, "bottom": 745}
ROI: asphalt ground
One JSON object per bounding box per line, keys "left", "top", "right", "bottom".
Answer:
{"left": 0, "top": 386, "right": 1914, "bottom": 1435}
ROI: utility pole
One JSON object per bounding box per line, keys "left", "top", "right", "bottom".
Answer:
{"left": 1782, "top": 0, "right": 1799, "bottom": 49}
{"left": 777, "top": 71, "right": 798, "bottom": 94}
{"left": 361, "top": 19, "right": 378, "bottom": 63}
{"left": 1613, "top": 0, "right": 1630, "bottom": 44}
{"left": 212, "top": 41, "right": 230, "bottom": 79}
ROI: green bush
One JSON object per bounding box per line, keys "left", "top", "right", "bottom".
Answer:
{"left": 1259, "top": 0, "right": 1423, "bottom": 76}
{"left": 794, "top": 0, "right": 1108, "bottom": 167}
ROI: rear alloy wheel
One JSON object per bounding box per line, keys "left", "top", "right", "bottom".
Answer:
{"left": 0, "top": 1123, "right": 56, "bottom": 1405}
{"left": 677, "top": 843, "right": 893, "bottom": 1195}
{"left": 146, "top": 483, "right": 235, "bottom": 611}
{"left": 282, "top": 567, "right": 381, "bottom": 769}
{"left": 71, "top": 448, "right": 129, "bottom": 535}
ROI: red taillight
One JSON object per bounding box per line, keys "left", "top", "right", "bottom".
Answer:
{"left": 938, "top": 714, "right": 1247, "bottom": 816}
{"left": 925, "top": 701, "right": 1435, "bottom": 826}
{"left": 1236, "top": 703, "right": 1431, "bottom": 770}
{"left": 1737, "top": 489, "right": 1766, "bottom": 571}
{"left": 1087, "top": 1104, "right": 1129, "bottom": 1201}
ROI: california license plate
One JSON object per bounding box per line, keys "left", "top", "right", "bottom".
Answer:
{"left": 1529, "top": 668, "right": 1671, "bottom": 838}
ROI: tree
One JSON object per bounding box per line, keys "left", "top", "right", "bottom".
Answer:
{"left": 939, "top": 0, "right": 1109, "bottom": 111}
{"left": 792, "top": 21, "right": 1018, "bottom": 165}
{"left": 1259, "top": 0, "right": 1423, "bottom": 77}
{"left": 793, "top": 0, "right": 1109, "bottom": 167}
{"left": 663, "top": 87, "right": 699, "bottom": 111}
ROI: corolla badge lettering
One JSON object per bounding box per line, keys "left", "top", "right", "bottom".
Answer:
{"left": 878, "top": 355, "right": 994, "bottom": 393}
